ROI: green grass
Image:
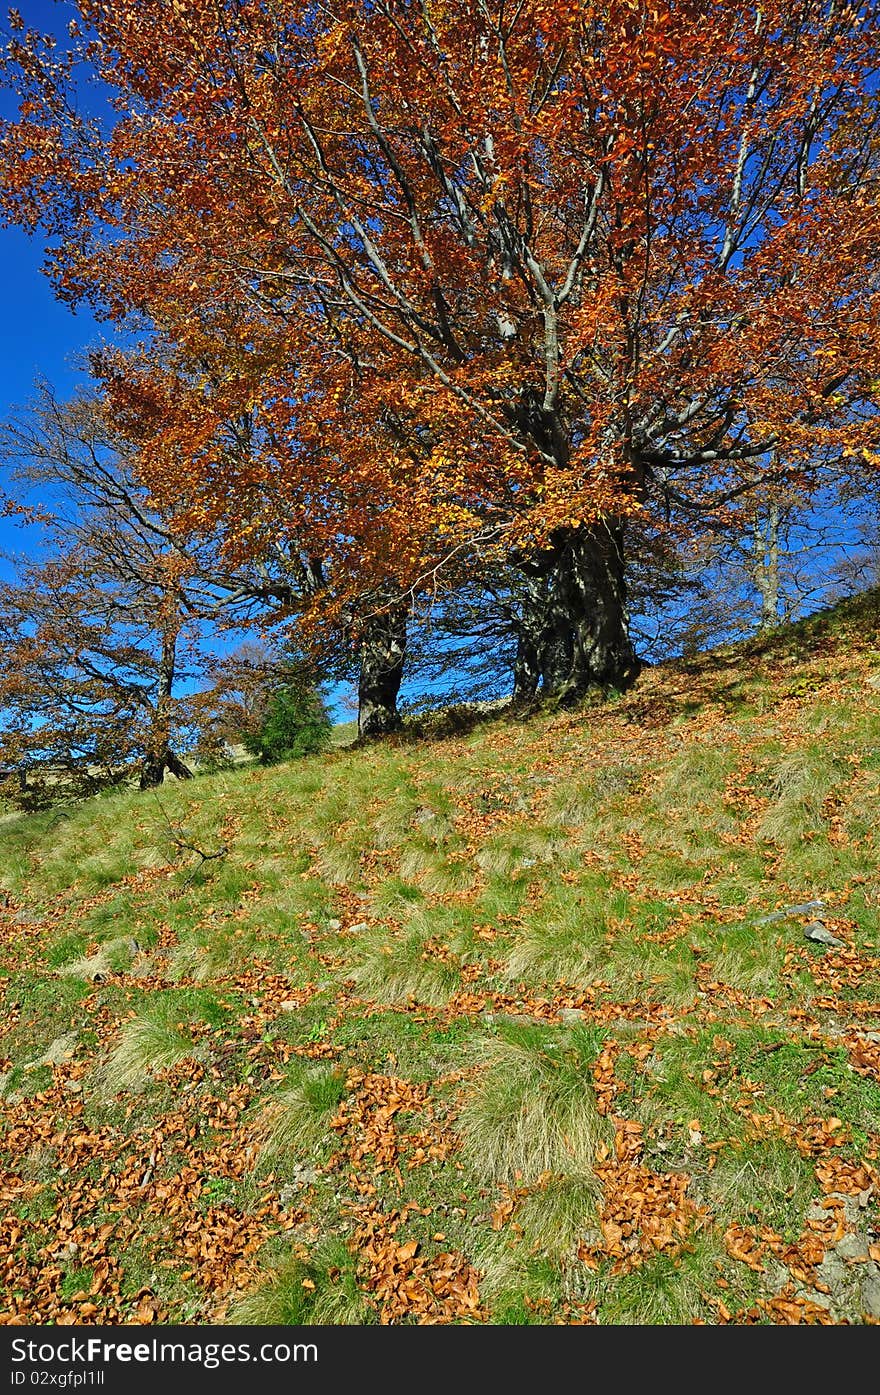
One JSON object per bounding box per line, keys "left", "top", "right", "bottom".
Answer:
{"left": 457, "top": 1021, "right": 610, "bottom": 1185}
{"left": 229, "top": 1238, "right": 372, "bottom": 1325}
{"left": 252, "top": 1063, "right": 347, "bottom": 1173}
{"left": 2, "top": 588, "right": 880, "bottom": 1325}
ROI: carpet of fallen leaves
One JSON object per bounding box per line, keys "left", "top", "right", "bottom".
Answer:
{"left": 2, "top": 593, "right": 880, "bottom": 1324}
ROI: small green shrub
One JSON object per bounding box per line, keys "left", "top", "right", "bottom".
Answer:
{"left": 244, "top": 682, "right": 332, "bottom": 765}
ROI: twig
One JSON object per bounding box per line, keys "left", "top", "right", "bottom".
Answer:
{"left": 153, "top": 795, "right": 229, "bottom": 891}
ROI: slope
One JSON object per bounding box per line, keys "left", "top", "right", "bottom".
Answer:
{"left": 1, "top": 590, "right": 879, "bottom": 1325}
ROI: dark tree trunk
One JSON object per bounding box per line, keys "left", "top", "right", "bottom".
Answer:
{"left": 516, "top": 524, "right": 639, "bottom": 703}
{"left": 357, "top": 602, "right": 407, "bottom": 739}
{"left": 511, "top": 628, "right": 541, "bottom": 705}
{"left": 139, "top": 619, "right": 193, "bottom": 787}
{"left": 139, "top": 747, "right": 193, "bottom": 789}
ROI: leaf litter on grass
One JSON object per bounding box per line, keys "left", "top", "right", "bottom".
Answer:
{"left": 2, "top": 592, "right": 880, "bottom": 1324}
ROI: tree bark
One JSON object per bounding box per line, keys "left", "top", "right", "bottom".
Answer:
{"left": 139, "top": 746, "right": 193, "bottom": 788}
{"left": 753, "top": 498, "right": 781, "bottom": 634}
{"left": 515, "top": 524, "right": 639, "bottom": 702}
{"left": 511, "top": 628, "right": 541, "bottom": 705}
{"left": 139, "top": 612, "right": 193, "bottom": 786}
{"left": 357, "top": 602, "right": 407, "bottom": 739}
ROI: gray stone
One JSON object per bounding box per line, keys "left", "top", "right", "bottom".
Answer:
{"left": 348, "top": 922, "right": 370, "bottom": 934}
{"left": 804, "top": 923, "right": 846, "bottom": 948}
{"left": 796, "top": 1287, "right": 832, "bottom": 1309}
{"left": 326, "top": 919, "right": 342, "bottom": 931}
{"left": 816, "top": 1252, "right": 849, "bottom": 1290}
{"left": 24, "top": 1033, "right": 78, "bottom": 1070}
{"left": 559, "top": 1008, "right": 584, "bottom": 1024}
{"left": 756, "top": 901, "right": 825, "bottom": 924}
{"left": 12, "top": 909, "right": 44, "bottom": 926}
{"left": 836, "top": 1233, "right": 870, "bottom": 1262}
{"left": 279, "top": 1166, "right": 320, "bottom": 1205}
{"left": 292, "top": 1164, "right": 320, "bottom": 1185}
{"left": 860, "top": 1266, "right": 880, "bottom": 1319}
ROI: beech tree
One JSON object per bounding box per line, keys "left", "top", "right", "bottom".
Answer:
{"left": 2, "top": 2, "right": 879, "bottom": 722}
{"left": 0, "top": 382, "right": 297, "bottom": 796}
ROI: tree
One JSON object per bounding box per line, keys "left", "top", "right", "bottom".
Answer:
{"left": 194, "top": 641, "right": 332, "bottom": 763}
{"left": 3, "top": 2, "right": 879, "bottom": 713}
{"left": 0, "top": 382, "right": 297, "bottom": 797}
{"left": 245, "top": 682, "right": 332, "bottom": 764}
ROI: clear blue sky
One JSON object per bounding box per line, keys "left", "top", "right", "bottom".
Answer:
{"left": 1, "top": 0, "right": 103, "bottom": 568}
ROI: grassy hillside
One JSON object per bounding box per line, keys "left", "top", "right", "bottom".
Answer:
{"left": 2, "top": 592, "right": 880, "bottom": 1326}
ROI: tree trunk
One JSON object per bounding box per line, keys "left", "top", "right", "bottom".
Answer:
{"left": 357, "top": 602, "right": 407, "bottom": 739}
{"left": 516, "top": 524, "right": 639, "bottom": 702}
{"left": 511, "top": 629, "right": 541, "bottom": 705}
{"left": 139, "top": 613, "right": 193, "bottom": 786}
{"left": 139, "top": 746, "right": 193, "bottom": 788}
{"left": 753, "top": 498, "right": 781, "bottom": 634}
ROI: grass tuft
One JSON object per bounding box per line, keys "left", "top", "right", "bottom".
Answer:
{"left": 229, "top": 1238, "right": 372, "bottom": 1325}
{"left": 350, "top": 930, "right": 461, "bottom": 1006}
{"left": 95, "top": 1009, "right": 195, "bottom": 1095}
{"left": 457, "top": 1021, "right": 608, "bottom": 1184}
{"left": 252, "top": 1064, "right": 347, "bottom": 1171}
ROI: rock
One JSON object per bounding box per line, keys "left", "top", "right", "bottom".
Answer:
{"left": 348, "top": 922, "right": 370, "bottom": 934}
{"left": 292, "top": 1164, "right": 320, "bottom": 1185}
{"left": 326, "top": 919, "right": 342, "bottom": 931}
{"left": 62, "top": 1079, "right": 83, "bottom": 1095}
{"left": 866, "top": 671, "right": 880, "bottom": 691}
{"left": 12, "top": 909, "right": 44, "bottom": 926}
{"left": 559, "top": 1008, "right": 584, "bottom": 1024}
{"left": 766, "top": 1260, "right": 790, "bottom": 1296}
{"left": 796, "top": 1286, "right": 832, "bottom": 1310}
{"left": 804, "top": 923, "right": 846, "bottom": 948}
{"left": 836, "top": 1233, "right": 870, "bottom": 1262}
{"left": 279, "top": 1167, "right": 320, "bottom": 1205}
{"left": 756, "top": 900, "right": 825, "bottom": 924}
{"left": 24, "top": 1033, "right": 78, "bottom": 1070}
{"left": 860, "top": 1266, "right": 880, "bottom": 1319}
{"left": 278, "top": 1000, "right": 299, "bottom": 1013}
{"left": 816, "top": 1252, "right": 849, "bottom": 1290}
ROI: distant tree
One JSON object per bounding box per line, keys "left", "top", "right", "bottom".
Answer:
{"left": 194, "top": 640, "right": 332, "bottom": 766}
{"left": 245, "top": 681, "right": 332, "bottom": 765}
{"left": 0, "top": 383, "right": 297, "bottom": 800}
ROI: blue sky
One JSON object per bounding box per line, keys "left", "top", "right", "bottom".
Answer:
{"left": 0, "top": 0, "right": 103, "bottom": 568}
